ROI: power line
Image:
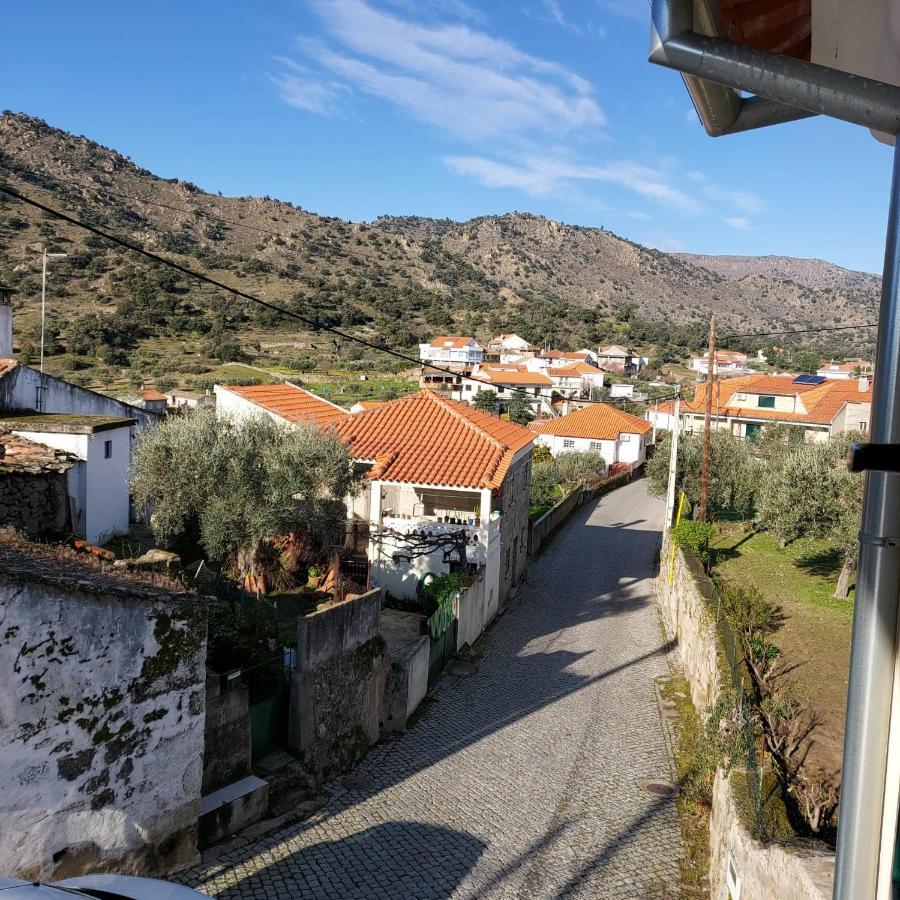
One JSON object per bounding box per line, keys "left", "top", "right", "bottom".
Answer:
{"left": 719, "top": 321, "right": 878, "bottom": 341}
{"left": 0, "top": 180, "right": 679, "bottom": 412}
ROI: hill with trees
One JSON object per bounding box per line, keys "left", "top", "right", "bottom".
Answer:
{"left": 0, "top": 111, "right": 879, "bottom": 392}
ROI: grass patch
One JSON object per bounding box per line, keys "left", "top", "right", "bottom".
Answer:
{"left": 211, "top": 363, "right": 278, "bottom": 384}
{"left": 712, "top": 525, "right": 853, "bottom": 614}
{"left": 305, "top": 376, "right": 416, "bottom": 407}
{"left": 658, "top": 673, "right": 711, "bottom": 899}
{"left": 529, "top": 503, "right": 554, "bottom": 521}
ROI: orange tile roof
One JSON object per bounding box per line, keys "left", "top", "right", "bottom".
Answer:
{"left": 680, "top": 375, "right": 873, "bottom": 426}
{"left": 529, "top": 402, "right": 652, "bottom": 440}
{"left": 817, "top": 363, "right": 857, "bottom": 374}
{"left": 429, "top": 336, "right": 478, "bottom": 349}
{"left": 0, "top": 359, "right": 18, "bottom": 377}
{"left": 0, "top": 432, "right": 77, "bottom": 474}
{"left": 224, "top": 383, "right": 348, "bottom": 427}
{"left": 540, "top": 350, "right": 592, "bottom": 360}
{"left": 141, "top": 389, "right": 167, "bottom": 401}
{"left": 334, "top": 390, "right": 534, "bottom": 488}
{"left": 474, "top": 365, "right": 553, "bottom": 386}
{"left": 549, "top": 363, "right": 605, "bottom": 377}
{"left": 354, "top": 400, "right": 387, "bottom": 411}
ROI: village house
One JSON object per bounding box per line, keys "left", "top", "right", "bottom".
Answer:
{"left": 213, "top": 382, "right": 349, "bottom": 427}
{"left": 0, "top": 411, "right": 135, "bottom": 544}
{"left": 485, "top": 333, "right": 535, "bottom": 364}
{"left": 690, "top": 350, "right": 749, "bottom": 376}
{"left": 349, "top": 399, "right": 387, "bottom": 414}
{"left": 544, "top": 362, "right": 606, "bottom": 399}
{"left": 529, "top": 349, "right": 598, "bottom": 370}
{"left": 418, "top": 336, "right": 484, "bottom": 389}
{"left": 646, "top": 373, "right": 873, "bottom": 441}
{"left": 530, "top": 403, "right": 652, "bottom": 471}
{"left": 816, "top": 360, "right": 873, "bottom": 380}
{"left": 335, "top": 391, "right": 534, "bottom": 607}
{"left": 165, "top": 389, "right": 213, "bottom": 411}
{"left": 451, "top": 364, "right": 555, "bottom": 415}
{"left": 596, "top": 344, "right": 642, "bottom": 375}
{"left": 139, "top": 388, "right": 168, "bottom": 414}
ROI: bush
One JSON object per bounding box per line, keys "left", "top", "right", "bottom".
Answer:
{"left": 554, "top": 450, "right": 606, "bottom": 485}
{"left": 672, "top": 520, "right": 715, "bottom": 568}
{"left": 530, "top": 461, "right": 561, "bottom": 507}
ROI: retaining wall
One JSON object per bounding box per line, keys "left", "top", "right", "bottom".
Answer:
{"left": 658, "top": 543, "right": 834, "bottom": 899}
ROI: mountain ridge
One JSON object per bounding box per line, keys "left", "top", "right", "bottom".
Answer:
{"left": 0, "top": 111, "right": 879, "bottom": 392}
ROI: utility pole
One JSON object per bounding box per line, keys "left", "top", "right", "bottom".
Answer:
{"left": 663, "top": 396, "right": 681, "bottom": 530}
{"left": 698, "top": 316, "right": 716, "bottom": 523}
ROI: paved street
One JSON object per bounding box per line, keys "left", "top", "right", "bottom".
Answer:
{"left": 187, "top": 479, "right": 682, "bottom": 899}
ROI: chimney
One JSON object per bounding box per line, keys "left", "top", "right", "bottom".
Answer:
{"left": 0, "top": 287, "right": 11, "bottom": 359}
{"left": 859, "top": 375, "right": 870, "bottom": 392}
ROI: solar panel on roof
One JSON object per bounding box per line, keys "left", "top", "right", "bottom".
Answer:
{"left": 793, "top": 374, "right": 826, "bottom": 385}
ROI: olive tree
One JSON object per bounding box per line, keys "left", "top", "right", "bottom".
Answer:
{"left": 130, "top": 411, "right": 361, "bottom": 589}
{"left": 755, "top": 436, "right": 863, "bottom": 599}
{"left": 648, "top": 430, "right": 759, "bottom": 519}
{"left": 554, "top": 451, "right": 606, "bottom": 485}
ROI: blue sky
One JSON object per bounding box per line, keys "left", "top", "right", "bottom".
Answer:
{"left": 1, "top": 0, "right": 894, "bottom": 273}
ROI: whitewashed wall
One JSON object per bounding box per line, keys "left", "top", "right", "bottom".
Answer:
{"left": 0, "top": 556, "right": 206, "bottom": 880}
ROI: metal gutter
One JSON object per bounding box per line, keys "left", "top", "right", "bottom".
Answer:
{"left": 650, "top": 0, "right": 900, "bottom": 137}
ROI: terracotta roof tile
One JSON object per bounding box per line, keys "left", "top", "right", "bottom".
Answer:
{"left": 681, "top": 375, "right": 873, "bottom": 426}
{"left": 529, "top": 403, "right": 652, "bottom": 440}
{"left": 224, "top": 383, "right": 348, "bottom": 427}
{"left": 0, "top": 432, "right": 78, "bottom": 474}
{"left": 429, "top": 336, "right": 479, "bottom": 349}
{"left": 334, "top": 390, "right": 534, "bottom": 488}
{"left": 474, "top": 365, "right": 553, "bottom": 386}
{"left": 548, "top": 363, "right": 605, "bottom": 377}
{"left": 0, "top": 359, "right": 17, "bottom": 378}
{"left": 141, "top": 389, "right": 167, "bottom": 401}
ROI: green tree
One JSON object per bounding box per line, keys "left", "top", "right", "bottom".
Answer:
{"left": 506, "top": 395, "right": 534, "bottom": 425}
{"left": 530, "top": 461, "right": 560, "bottom": 507}
{"left": 755, "top": 436, "right": 863, "bottom": 598}
{"left": 473, "top": 389, "right": 498, "bottom": 414}
{"left": 647, "top": 431, "right": 759, "bottom": 519}
{"left": 553, "top": 451, "right": 607, "bottom": 485}
{"left": 130, "top": 412, "right": 361, "bottom": 588}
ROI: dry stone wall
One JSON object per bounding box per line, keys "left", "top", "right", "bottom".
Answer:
{"left": 0, "top": 471, "right": 70, "bottom": 537}
{"left": 658, "top": 542, "right": 834, "bottom": 900}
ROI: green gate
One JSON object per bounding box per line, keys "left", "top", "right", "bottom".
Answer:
{"left": 426, "top": 598, "right": 458, "bottom": 690}
{"left": 244, "top": 656, "right": 291, "bottom": 762}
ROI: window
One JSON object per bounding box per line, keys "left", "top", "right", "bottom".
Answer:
{"left": 758, "top": 395, "right": 776, "bottom": 409}
{"left": 620, "top": 433, "right": 631, "bottom": 442}
{"left": 589, "top": 441, "right": 603, "bottom": 451}
{"left": 104, "top": 440, "right": 113, "bottom": 459}
{"left": 859, "top": 421, "right": 868, "bottom": 432}
{"left": 562, "top": 439, "right": 575, "bottom": 449}
{"left": 735, "top": 392, "right": 747, "bottom": 401}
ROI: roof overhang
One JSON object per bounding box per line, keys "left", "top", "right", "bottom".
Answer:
{"left": 649, "top": 0, "right": 900, "bottom": 140}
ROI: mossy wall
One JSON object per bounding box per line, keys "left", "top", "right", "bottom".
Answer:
{"left": 0, "top": 568, "right": 207, "bottom": 880}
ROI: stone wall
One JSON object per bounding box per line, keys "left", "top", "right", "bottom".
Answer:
{"left": 0, "top": 470, "right": 71, "bottom": 537}
{"left": 657, "top": 544, "right": 834, "bottom": 899}
{"left": 658, "top": 541, "right": 720, "bottom": 715}
{"left": 455, "top": 573, "right": 490, "bottom": 651}
{"left": 289, "top": 589, "right": 390, "bottom": 780}
{"left": 709, "top": 770, "right": 834, "bottom": 900}
{"left": 0, "top": 542, "right": 207, "bottom": 880}
{"left": 499, "top": 449, "right": 531, "bottom": 603}
{"left": 202, "top": 675, "right": 251, "bottom": 795}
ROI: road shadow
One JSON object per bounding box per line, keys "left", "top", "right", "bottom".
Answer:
{"left": 191, "top": 482, "right": 677, "bottom": 898}
{"left": 212, "top": 821, "right": 486, "bottom": 900}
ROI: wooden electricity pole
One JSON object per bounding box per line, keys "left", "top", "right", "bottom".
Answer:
{"left": 698, "top": 316, "right": 716, "bottom": 523}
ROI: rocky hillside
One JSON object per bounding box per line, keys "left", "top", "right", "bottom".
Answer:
{"left": 0, "top": 112, "right": 879, "bottom": 392}
{"left": 678, "top": 252, "right": 881, "bottom": 293}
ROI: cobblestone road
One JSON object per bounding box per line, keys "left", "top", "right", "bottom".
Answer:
{"left": 187, "top": 479, "right": 682, "bottom": 899}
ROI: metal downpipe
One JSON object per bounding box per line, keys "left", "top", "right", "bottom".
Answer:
{"left": 834, "top": 139, "right": 900, "bottom": 900}
{"left": 649, "top": 0, "right": 900, "bottom": 136}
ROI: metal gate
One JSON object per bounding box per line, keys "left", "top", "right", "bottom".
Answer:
{"left": 243, "top": 654, "right": 293, "bottom": 762}
{"left": 427, "top": 615, "right": 458, "bottom": 690}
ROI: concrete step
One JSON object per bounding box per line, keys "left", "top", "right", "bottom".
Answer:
{"left": 199, "top": 775, "right": 269, "bottom": 848}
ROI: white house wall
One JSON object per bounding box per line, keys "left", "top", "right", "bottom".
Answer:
{"left": 12, "top": 428, "right": 131, "bottom": 544}
{"left": 533, "top": 433, "right": 646, "bottom": 468}
{"left": 1, "top": 366, "right": 158, "bottom": 431}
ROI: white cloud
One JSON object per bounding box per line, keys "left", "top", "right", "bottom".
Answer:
{"left": 270, "top": 58, "right": 349, "bottom": 114}
{"left": 277, "top": 0, "right": 603, "bottom": 140}
{"left": 442, "top": 154, "right": 702, "bottom": 212}
{"left": 725, "top": 216, "right": 751, "bottom": 231}
{"left": 686, "top": 170, "right": 705, "bottom": 182}
{"left": 525, "top": 1, "right": 605, "bottom": 37}
{"left": 702, "top": 184, "right": 764, "bottom": 214}
{"left": 628, "top": 211, "right": 651, "bottom": 220}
